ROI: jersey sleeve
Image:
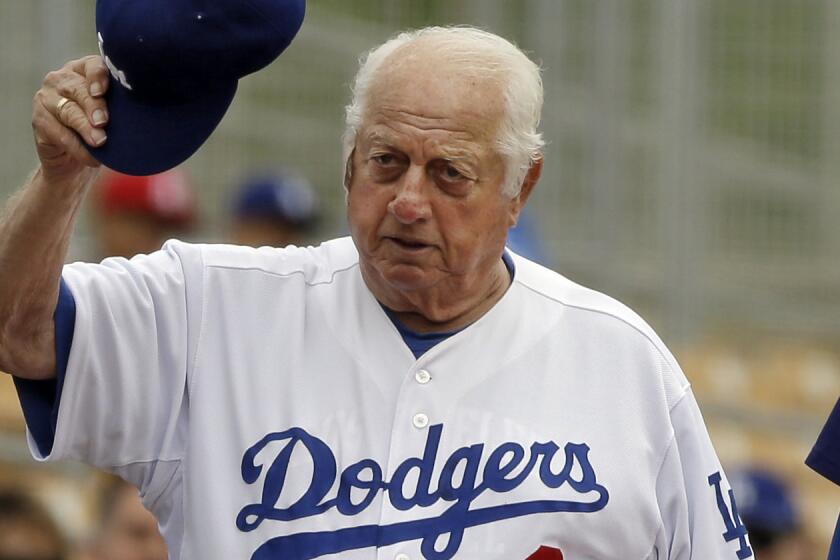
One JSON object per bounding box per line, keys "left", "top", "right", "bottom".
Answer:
{"left": 653, "top": 389, "right": 754, "bottom": 559}
{"left": 805, "top": 398, "right": 840, "bottom": 486}
{"left": 25, "top": 240, "right": 203, "bottom": 496}
{"left": 13, "top": 277, "right": 76, "bottom": 457}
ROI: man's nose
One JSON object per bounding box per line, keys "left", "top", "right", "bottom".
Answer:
{"left": 388, "top": 165, "right": 431, "bottom": 224}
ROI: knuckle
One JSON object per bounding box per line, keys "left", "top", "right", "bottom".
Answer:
{"left": 64, "top": 56, "right": 84, "bottom": 70}
{"left": 31, "top": 113, "right": 46, "bottom": 132}
{"left": 71, "top": 80, "right": 87, "bottom": 97}
{"left": 59, "top": 131, "right": 80, "bottom": 150}
{"left": 33, "top": 89, "right": 47, "bottom": 108}
{"left": 31, "top": 97, "right": 51, "bottom": 126}
{"left": 55, "top": 81, "right": 72, "bottom": 98}
{"left": 43, "top": 70, "right": 62, "bottom": 86}
{"left": 33, "top": 128, "right": 48, "bottom": 144}
{"left": 72, "top": 83, "right": 92, "bottom": 105}
{"left": 67, "top": 110, "right": 90, "bottom": 131}
{"left": 34, "top": 135, "right": 53, "bottom": 150}
{"left": 87, "top": 55, "right": 107, "bottom": 71}
{"left": 57, "top": 80, "right": 85, "bottom": 101}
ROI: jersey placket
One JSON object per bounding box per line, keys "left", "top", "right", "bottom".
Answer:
{"left": 375, "top": 355, "right": 446, "bottom": 560}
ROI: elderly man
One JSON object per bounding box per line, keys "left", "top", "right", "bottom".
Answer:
{"left": 0, "top": 27, "right": 750, "bottom": 560}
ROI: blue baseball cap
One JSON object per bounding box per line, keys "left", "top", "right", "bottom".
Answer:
{"left": 233, "top": 173, "right": 319, "bottom": 229}
{"left": 729, "top": 468, "right": 799, "bottom": 533}
{"left": 88, "top": 0, "right": 306, "bottom": 176}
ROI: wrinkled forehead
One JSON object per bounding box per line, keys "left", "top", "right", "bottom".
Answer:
{"left": 364, "top": 41, "right": 507, "bottom": 143}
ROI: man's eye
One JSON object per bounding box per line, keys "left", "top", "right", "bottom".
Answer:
{"left": 372, "top": 154, "right": 396, "bottom": 166}
{"left": 445, "top": 166, "right": 463, "bottom": 179}
{"left": 441, "top": 165, "right": 466, "bottom": 182}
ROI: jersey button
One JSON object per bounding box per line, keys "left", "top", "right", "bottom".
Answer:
{"left": 415, "top": 369, "right": 431, "bottom": 384}
{"left": 412, "top": 413, "right": 429, "bottom": 429}
{"left": 395, "top": 554, "right": 410, "bottom": 560}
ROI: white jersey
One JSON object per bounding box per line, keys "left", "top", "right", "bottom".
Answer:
{"left": 28, "top": 237, "right": 752, "bottom": 559}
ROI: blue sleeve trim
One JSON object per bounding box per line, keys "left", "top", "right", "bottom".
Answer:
{"left": 12, "top": 278, "right": 76, "bottom": 457}
{"left": 805, "top": 451, "right": 840, "bottom": 487}
{"left": 829, "top": 513, "right": 840, "bottom": 560}
{"left": 806, "top": 398, "right": 840, "bottom": 486}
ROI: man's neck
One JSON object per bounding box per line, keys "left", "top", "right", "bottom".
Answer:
{"left": 363, "top": 257, "right": 512, "bottom": 334}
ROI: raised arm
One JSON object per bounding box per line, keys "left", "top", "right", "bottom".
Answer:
{"left": 0, "top": 56, "right": 110, "bottom": 380}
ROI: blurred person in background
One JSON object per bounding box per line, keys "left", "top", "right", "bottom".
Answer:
{"left": 92, "top": 168, "right": 197, "bottom": 259}
{"left": 729, "top": 467, "right": 814, "bottom": 560}
{"left": 505, "top": 207, "right": 549, "bottom": 265}
{"left": 0, "top": 487, "right": 68, "bottom": 560}
{"left": 82, "top": 475, "right": 166, "bottom": 560}
{"left": 229, "top": 172, "right": 319, "bottom": 248}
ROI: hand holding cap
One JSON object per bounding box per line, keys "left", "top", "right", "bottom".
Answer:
{"left": 89, "top": 0, "right": 306, "bottom": 176}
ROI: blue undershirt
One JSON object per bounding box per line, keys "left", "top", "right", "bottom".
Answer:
{"left": 384, "top": 251, "right": 515, "bottom": 359}
{"left": 13, "top": 252, "right": 515, "bottom": 455}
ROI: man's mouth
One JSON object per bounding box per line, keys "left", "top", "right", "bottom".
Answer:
{"left": 386, "top": 236, "right": 432, "bottom": 251}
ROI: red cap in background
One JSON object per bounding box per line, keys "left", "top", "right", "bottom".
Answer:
{"left": 96, "top": 168, "right": 197, "bottom": 228}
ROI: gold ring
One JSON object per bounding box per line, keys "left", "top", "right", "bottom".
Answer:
{"left": 56, "top": 96, "right": 71, "bottom": 115}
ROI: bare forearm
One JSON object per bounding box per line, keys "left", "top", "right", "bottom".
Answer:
{"left": 0, "top": 54, "right": 109, "bottom": 379}
{"left": 0, "top": 167, "right": 95, "bottom": 378}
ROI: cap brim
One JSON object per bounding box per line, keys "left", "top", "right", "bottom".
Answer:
{"left": 87, "top": 81, "right": 237, "bottom": 176}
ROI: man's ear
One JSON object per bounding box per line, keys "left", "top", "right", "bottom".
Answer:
{"left": 344, "top": 148, "right": 356, "bottom": 191}
{"left": 508, "top": 157, "right": 543, "bottom": 227}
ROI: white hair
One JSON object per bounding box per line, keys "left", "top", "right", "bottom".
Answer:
{"left": 343, "top": 26, "right": 544, "bottom": 197}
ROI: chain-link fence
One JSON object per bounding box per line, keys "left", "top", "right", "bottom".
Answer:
{"left": 3, "top": 1, "right": 837, "bottom": 342}
{"left": 1, "top": 0, "right": 838, "bottom": 553}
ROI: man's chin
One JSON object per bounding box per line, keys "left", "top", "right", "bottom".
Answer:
{"left": 379, "top": 263, "right": 438, "bottom": 292}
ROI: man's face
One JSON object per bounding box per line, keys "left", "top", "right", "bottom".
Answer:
{"left": 347, "top": 49, "right": 528, "bottom": 298}
{"left": 92, "top": 487, "right": 167, "bottom": 560}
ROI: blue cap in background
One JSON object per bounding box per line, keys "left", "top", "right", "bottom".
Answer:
{"left": 89, "top": 0, "right": 306, "bottom": 175}
{"left": 233, "top": 173, "right": 319, "bottom": 229}
{"left": 507, "top": 208, "right": 549, "bottom": 266}
{"left": 729, "top": 468, "right": 799, "bottom": 534}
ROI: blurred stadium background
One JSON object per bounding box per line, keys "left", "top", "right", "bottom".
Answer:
{"left": 1, "top": 0, "right": 839, "bottom": 556}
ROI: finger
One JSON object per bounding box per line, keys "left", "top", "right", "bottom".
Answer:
{"left": 81, "top": 55, "right": 110, "bottom": 98}
{"left": 50, "top": 94, "right": 107, "bottom": 148}
{"left": 56, "top": 74, "right": 109, "bottom": 130}
{"left": 33, "top": 105, "right": 101, "bottom": 168}
{"left": 56, "top": 128, "right": 102, "bottom": 168}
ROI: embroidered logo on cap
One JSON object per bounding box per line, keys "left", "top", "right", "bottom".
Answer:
{"left": 97, "top": 33, "right": 133, "bottom": 90}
